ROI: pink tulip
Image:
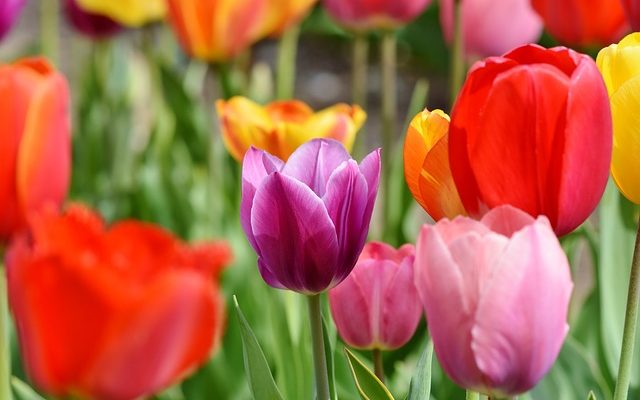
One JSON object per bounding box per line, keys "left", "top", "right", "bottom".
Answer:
{"left": 414, "top": 205, "right": 573, "bottom": 396}
{"left": 328, "top": 241, "right": 421, "bottom": 350}
{"left": 440, "top": 0, "right": 543, "bottom": 58}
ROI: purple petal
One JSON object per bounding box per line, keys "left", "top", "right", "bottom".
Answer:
{"left": 322, "top": 160, "right": 370, "bottom": 286}
{"left": 0, "top": 0, "right": 25, "bottom": 40}
{"left": 240, "top": 147, "right": 284, "bottom": 250}
{"left": 251, "top": 172, "right": 339, "bottom": 293}
{"left": 358, "top": 148, "right": 382, "bottom": 219}
{"left": 282, "top": 139, "right": 351, "bottom": 197}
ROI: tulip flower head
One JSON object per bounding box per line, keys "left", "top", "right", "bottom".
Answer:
{"left": 0, "top": 57, "right": 71, "bottom": 244}
{"left": 404, "top": 109, "right": 465, "bottom": 221}
{"left": 449, "top": 44, "right": 612, "bottom": 236}
{"left": 597, "top": 32, "right": 640, "bottom": 204}
{"left": 329, "top": 241, "right": 421, "bottom": 350}
{"left": 217, "top": 96, "right": 366, "bottom": 161}
{"left": 622, "top": 0, "right": 640, "bottom": 30}
{"left": 0, "top": 0, "right": 25, "bottom": 40}
{"left": 261, "top": 0, "right": 318, "bottom": 37}
{"left": 323, "top": 0, "right": 432, "bottom": 31}
{"left": 415, "top": 205, "right": 573, "bottom": 397}
{"left": 64, "top": 0, "right": 122, "bottom": 39}
{"left": 76, "top": 0, "right": 166, "bottom": 26}
{"left": 439, "top": 0, "right": 542, "bottom": 58}
{"left": 241, "top": 139, "right": 380, "bottom": 294}
{"left": 7, "top": 205, "right": 232, "bottom": 400}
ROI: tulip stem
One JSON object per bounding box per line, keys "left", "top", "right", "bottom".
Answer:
{"left": 40, "top": 0, "right": 59, "bottom": 64}
{"left": 216, "top": 62, "right": 238, "bottom": 99}
{"left": 613, "top": 221, "right": 640, "bottom": 400}
{"left": 307, "top": 294, "right": 330, "bottom": 400}
{"left": 466, "top": 391, "right": 480, "bottom": 400}
{"left": 0, "top": 257, "right": 12, "bottom": 400}
{"left": 380, "top": 31, "right": 397, "bottom": 235}
{"left": 276, "top": 24, "right": 300, "bottom": 100}
{"left": 352, "top": 33, "right": 369, "bottom": 158}
{"left": 450, "top": 0, "right": 464, "bottom": 107}
{"left": 372, "top": 348, "right": 384, "bottom": 382}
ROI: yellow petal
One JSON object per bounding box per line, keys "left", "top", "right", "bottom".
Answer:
{"left": 76, "top": 0, "right": 166, "bottom": 26}
{"left": 216, "top": 97, "right": 274, "bottom": 161}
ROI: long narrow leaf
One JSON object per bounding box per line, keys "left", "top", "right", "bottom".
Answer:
{"left": 407, "top": 340, "right": 434, "bottom": 400}
{"left": 11, "top": 377, "right": 45, "bottom": 400}
{"left": 344, "top": 348, "right": 395, "bottom": 400}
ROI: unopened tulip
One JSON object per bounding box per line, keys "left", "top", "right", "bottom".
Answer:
{"left": 76, "top": 0, "right": 165, "bottom": 26}
{"left": 241, "top": 139, "right": 380, "bottom": 294}
{"left": 261, "top": 0, "right": 318, "bottom": 36}
{"left": 0, "top": 58, "right": 71, "bottom": 244}
{"left": 64, "top": 0, "right": 122, "bottom": 39}
{"left": 0, "top": 0, "right": 25, "bottom": 40}
{"left": 531, "top": 0, "right": 627, "bottom": 46}
{"left": 166, "top": 0, "right": 268, "bottom": 62}
{"left": 415, "top": 205, "right": 573, "bottom": 397}
{"left": 329, "top": 241, "right": 421, "bottom": 350}
{"left": 622, "top": 0, "right": 640, "bottom": 30}
{"left": 404, "top": 109, "right": 465, "bottom": 221}
{"left": 439, "top": 0, "right": 542, "bottom": 58}
{"left": 217, "top": 96, "right": 366, "bottom": 161}
{"left": 322, "top": 0, "right": 432, "bottom": 30}
{"left": 449, "top": 44, "right": 612, "bottom": 236}
{"left": 597, "top": 33, "right": 640, "bottom": 204}
{"left": 7, "top": 205, "right": 232, "bottom": 400}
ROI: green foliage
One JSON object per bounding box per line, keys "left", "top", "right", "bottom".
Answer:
{"left": 345, "top": 348, "right": 395, "bottom": 400}
{"left": 407, "top": 340, "right": 434, "bottom": 400}
{"left": 11, "top": 377, "right": 45, "bottom": 400}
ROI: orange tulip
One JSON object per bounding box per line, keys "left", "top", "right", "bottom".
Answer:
{"left": 403, "top": 109, "right": 465, "bottom": 221}
{"left": 0, "top": 57, "right": 70, "bottom": 244}
{"left": 216, "top": 96, "right": 366, "bottom": 161}
{"left": 166, "top": 0, "right": 268, "bottom": 62}
{"left": 7, "top": 205, "right": 232, "bottom": 400}
{"left": 261, "top": 0, "right": 318, "bottom": 36}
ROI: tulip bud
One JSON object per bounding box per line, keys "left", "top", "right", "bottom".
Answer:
{"left": 597, "top": 32, "right": 640, "bottom": 204}
{"left": 0, "top": 0, "right": 25, "bottom": 40}
{"left": 414, "top": 205, "right": 573, "bottom": 397}
{"left": 241, "top": 139, "right": 380, "bottom": 294}
{"left": 64, "top": 0, "right": 122, "bottom": 39}
{"left": 449, "top": 44, "right": 612, "bottom": 236}
{"left": 329, "top": 241, "right": 421, "bottom": 350}
{"left": 322, "top": 0, "right": 432, "bottom": 31}
{"left": 0, "top": 58, "right": 71, "bottom": 244}
{"left": 75, "top": 0, "right": 166, "bottom": 26}
{"left": 217, "top": 97, "right": 366, "bottom": 161}
{"left": 7, "top": 205, "right": 232, "bottom": 400}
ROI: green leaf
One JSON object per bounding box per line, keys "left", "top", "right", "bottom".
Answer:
{"left": 233, "top": 296, "right": 284, "bottom": 400}
{"left": 344, "top": 348, "right": 395, "bottom": 400}
{"left": 407, "top": 340, "right": 434, "bottom": 400}
{"left": 587, "top": 391, "right": 597, "bottom": 400}
{"left": 323, "top": 316, "right": 338, "bottom": 400}
{"left": 11, "top": 377, "right": 45, "bottom": 400}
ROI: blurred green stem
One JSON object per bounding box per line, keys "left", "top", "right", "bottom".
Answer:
{"left": 372, "top": 349, "right": 384, "bottom": 382}
{"left": 380, "top": 31, "right": 397, "bottom": 235}
{"left": 352, "top": 33, "right": 369, "bottom": 158}
{"left": 276, "top": 24, "right": 300, "bottom": 99}
{"left": 613, "top": 221, "right": 640, "bottom": 400}
{"left": 307, "top": 294, "right": 330, "bottom": 400}
{"left": 450, "top": 0, "right": 464, "bottom": 108}
{"left": 467, "top": 392, "right": 480, "bottom": 400}
{"left": 216, "top": 63, "right": 238, "bottom": 99}
{"left": 40, "top": 0, "right": 59, "bottom": 63}
{"left": 0, "top": 256, "right": 11, "bottom": 400}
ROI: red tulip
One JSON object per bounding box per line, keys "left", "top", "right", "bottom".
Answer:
{"left": 449, "top": 44, "right": 612, "bottom": 236}
{"left": 622, "top": 0, "right": 640, "bottom": 30}
{"left": 0, "top": 57, "right": 70, "bottom": 244}
{"left": 7, "top": 205, "right": 232, "bottom": 400}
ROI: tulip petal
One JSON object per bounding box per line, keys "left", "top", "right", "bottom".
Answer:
{"left": 358, "top": 148, "right": 381, "bottom": 220}
{"left": 480, "top": 205, "right": 536, "bottom": 238}
{"left": 471, "top": 221, "right": 572, "bottom": 395}
{"left": 251, "top": 172, "right": 339, "bottom": 293}
{"left": 217, "top": 97, "right": 275, "bottom": 161}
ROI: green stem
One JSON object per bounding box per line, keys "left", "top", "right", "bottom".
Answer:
{"left": 307, "top": 294, "right": 330, "bottom": 400}
{"left": 352, "top": 33, "right": 369, "bottom": 158}
{"left": 380, "top": 31, "right": 397, "bottom": 235}
{"left": 40, "top": 0, "right": 59, "bottom": 63}
{"left": 216, "top": 63, "right": 238, "bottom": 99}
{"left": 0, "top": 256, "right": 12, "bottom": 400}
{"left": 276, "top": 24, "right": 300, "bottom": 100}
{"left": 450, "top": 0, "right": 464, "bottom": 108}
{"left": 613, "top": 221, "right": 640, "bottom": 400}
{"left": 372, "top": 348, "right": 384, "bottom": 383}
{"left": 467, "top": 391, "right": 480, "bottom": 400}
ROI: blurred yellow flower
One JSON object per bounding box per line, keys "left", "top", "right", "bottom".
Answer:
{"left": 597, "top": 33, "right": 640, "bottom": 204}
{"left": 216, "top": 97, "right": 366, "bottom": 161}
{"left": 261, "top": 0, "right": 317, "bottom": 37}
{"left": 76, "top": 0, "right": 166, "bottom": 26}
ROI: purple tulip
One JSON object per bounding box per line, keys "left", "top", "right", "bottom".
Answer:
{"left": 241, "top": 139, "right": 381, "bottom": 294}
{"left": 64, "top": 0, "right": 121, "bottom": 39}
{"left": 0, "top": 0, "right": 26, "bottom": 41}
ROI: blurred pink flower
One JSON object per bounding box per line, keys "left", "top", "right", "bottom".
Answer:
{"left": 323, "top": 0, "right": 432, "bottom": 31}
{"left": 0, "top": 0, "right": 25, "bottom": 40}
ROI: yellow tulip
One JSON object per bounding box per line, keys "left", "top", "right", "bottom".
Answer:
{"left": 597, "top": 33, "right": 640, "bottom": 204}
{"left": 216, "top": 96, "right": 366, "bottom": 161}
{"left": 261, "top": 0, "right": 318, "bottom": 37}
{"left": 76, "top": 0, "right": 166, "bottom": 26}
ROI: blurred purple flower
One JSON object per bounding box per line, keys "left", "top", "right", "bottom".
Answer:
{"left": 241, "top": 139, "right": 381, "bottom": 294}
{"left": 0, "top": 0, "right": 26, "bottom": 40}
{"left": 64, "top": 0, "right": 121, "bottom": 39}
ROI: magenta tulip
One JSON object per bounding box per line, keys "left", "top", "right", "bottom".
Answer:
{"left": 328, "top": 241, "right": 421, "bottom": 350}
{"left": 64, "top": 0, "right": 122, "bottom": 39}
{"left": 0, "top": 0, "right": 25, "bottom": 40}
{"left": 241, "top": 139, "right": 380, "bottom": 294}
{"left": 414, "top": 205, "right": 573, "bottom": 396}
{"left": 439, "top": 0, "right": 542, "bottom": 58}
{"left": 322, "top": 0, "right": 432, "bottom": 30}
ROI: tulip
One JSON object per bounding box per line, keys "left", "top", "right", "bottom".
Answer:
{"left": 530, "top": 0, "right": 627, "bottom": 47}
{"left": 322, "top": 0, "right": 432, "bottom": 30}
{"left": 241, "top": 138, "right": 380, "bottom": 294}
{"left": 0, "top": 0, "right": 25, "bottom": 40}
{"left": 597, "top": 33, "right": 640, "bottom": 204}
{"left": 414, "top": 205, "right": 573, "bottom": 396}
{"left": 622, "top": 0, "right": 640, "bottom": 30}
{"left": 0, "top": 58, "right": 71, "bottom": 244}
{"left": 439, "top": 0, "right": 542, "bottom": 59}
{"left": 166, "top": 0, "right": 268, "bottom": 62}
{"left": 64, "top": 0, "right": 122, "bottom": 39}
{"left": 75, "top": 0, "right": 165, "bottom": 27}
{"left": 217, "top": 96, "right": 366, "bottom": 161}
{"left": 403, "top": 109, "right": 465, "bottom": 221}
{"left": 449, "top": 44, "right": 612, "bottom": 236}
{"left": 328, "top": 241, "right": 421, "bottom": 350}
{"left": 7, "top": 205, "right": 232, "bottom": 400}
{"left": 261, "top": 0, "right": 318, "bottom": 37}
